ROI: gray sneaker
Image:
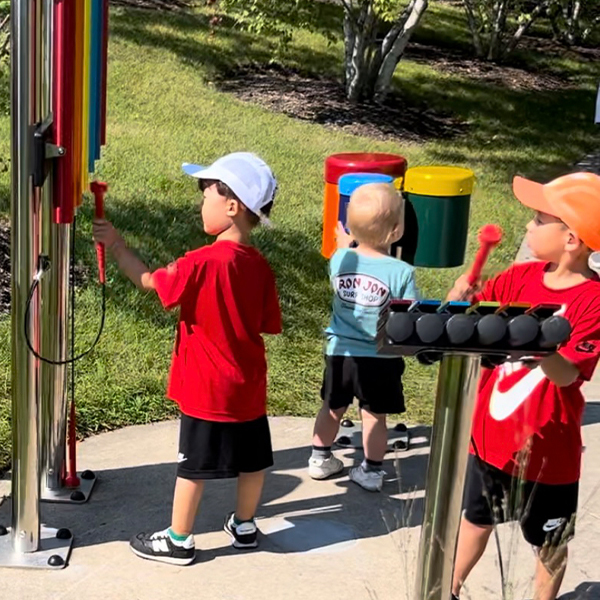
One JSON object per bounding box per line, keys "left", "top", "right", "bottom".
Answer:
{"left": 349, "top": 465, "right": 385, "bottom": 492}
{"left": 308, "top": 455, "right": 344, "bottom": 480}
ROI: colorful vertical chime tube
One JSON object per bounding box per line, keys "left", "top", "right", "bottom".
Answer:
{"left": 80, "top": 0, "right": 92, "bottom": 199}
{"left": 100, "top": 0, "right": 109, "bottom": 146}
{"left": 53, "top": 0, "right": 77, "bottom": 224}
{"left": 88, "top": 0, "right": 101, "bottom": 171}
{"left": 94, "top": 0, "right": 106, "bottom": 161}
{"left": 72, "top": 0, "right": 85, "bottom": 203}
{"left": 52, "top": 0, "right": 109, "bottom": 225}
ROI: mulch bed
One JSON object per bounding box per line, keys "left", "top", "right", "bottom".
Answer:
{"left": 110, "top": 0, "right": 195, "bottom": 10}
{"left": 217, "top": 63, "right": 467, "bottom": 143}
{"left": 405, "top": 42, "right": 573, "bottom": 92}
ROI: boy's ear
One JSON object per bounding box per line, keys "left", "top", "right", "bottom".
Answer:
{"left": 225, "top": 198, "right": 240, "bottom": 217}
{"left": 386, "top": 222, "right": 403, "bottom": 245}
{"left": 565, "top": 229, "right": 585, "bottom": 252}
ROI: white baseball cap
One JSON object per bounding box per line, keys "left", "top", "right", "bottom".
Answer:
{"left": 182, "top": 152, "right": 277, "bottom": 225}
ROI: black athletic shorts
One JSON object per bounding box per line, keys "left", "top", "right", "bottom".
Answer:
{"left": 464, "top": 454, "right": 578, "bottom": 548}
{"left": 177, "top": 413, "right": 274, "bottom": 480}
{"left": 321, "top": 355, "right": 405, "bottom": 414}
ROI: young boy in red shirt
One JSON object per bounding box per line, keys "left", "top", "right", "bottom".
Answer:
{"left": 448, "top": 172, "right": 600, "bottom": 600}
{"left": 93, "top": 152, "right": 282, "bottom": 565}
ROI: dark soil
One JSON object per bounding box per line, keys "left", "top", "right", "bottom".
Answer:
{"left": 110, "top": 0, "right": 195, "bottom": 10}
{"left": 217, "top": 63, "right": 467, "bottom": 143}
{"left": 0, "top": 221, "right": 90, "bottom": 315}
{"left": 404, "top": 42, "right": 573, "bottom": 92}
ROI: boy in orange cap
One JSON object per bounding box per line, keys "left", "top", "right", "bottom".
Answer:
{"left": 448, "top": 172, "right": 600, "bottom": 600}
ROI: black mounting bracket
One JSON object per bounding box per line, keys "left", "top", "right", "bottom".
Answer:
{"left": 32, "top": 114, "right": 65, "bottom": 188}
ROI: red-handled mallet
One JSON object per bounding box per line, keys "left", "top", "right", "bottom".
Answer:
{"left": 467, "top": 224, "right": 503, "bottom": 286}
{"left": 90, "top": 181, "right": 108, "bottom": 284}
{"left": 64, "top": 400, "right": 80, "bottom": 488}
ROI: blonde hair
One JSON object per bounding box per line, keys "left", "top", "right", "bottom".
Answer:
{"left": 347, "top": 183, "right": 404, "bottom": 248}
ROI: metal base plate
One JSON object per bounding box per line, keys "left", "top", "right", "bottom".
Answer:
{"left": 41, "top": 471, "right": 97, "bottom": 504}
{"left": 335, "top": 421, "right": 411, "bottom": 451}
{"left": 0, "top": 526, "right": 73, "bottom": 569}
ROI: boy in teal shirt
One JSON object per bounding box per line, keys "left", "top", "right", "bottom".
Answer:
{"left": 309, "top": 183, "right": 419, "bottom": 492}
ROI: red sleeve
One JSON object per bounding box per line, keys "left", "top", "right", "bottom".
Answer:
{"left": 559, "top": 302, "right": 600, "bottom": 382}
{"left": 152, "top": 254, "right": 199, "bottom": 310}
{"left": 262, "top": 266, "right": 282, "bottom": 335}
{"left": 475, "top": 263, "right": 543, "bottom": 304}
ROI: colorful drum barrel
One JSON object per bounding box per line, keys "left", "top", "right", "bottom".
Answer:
{"left": 398, "top": 166, "right": 475, "bottom": 268}
{"left": 321, "top": 153, "right": 407, "bottom": 258}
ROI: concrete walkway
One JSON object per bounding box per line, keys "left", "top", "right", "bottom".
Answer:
{"left": 1, "top": 406, "right": 599, "bottom": 600}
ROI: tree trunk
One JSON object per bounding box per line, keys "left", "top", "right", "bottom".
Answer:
{"left": 0, "top": 13, "right": 9, "bottom": 60}
{"left": 462, "top": 0, "right": 484, "bottom": 57}
{"left": 582, "top": 14, "right": 600, "bottom": 42}
{"left": 343, "top": 10, "right": 356, "bottom": 89}
{"left": 373, "top": 0, "right": 428, "bottom": 103}
{"left": 487, "top": 0, "right": 508, "bottom": 61}
{"left": 344, "top": 1, "right": 370, "bottom": 102}
{"left": 566, "top": 0, "right": 582, "bottom": 44}
{"left": 504, "top": 0, "right": 552, "bottom": 57}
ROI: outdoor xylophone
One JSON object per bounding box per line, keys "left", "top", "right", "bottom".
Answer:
{"left": 380, "top": 299, "right": 571, "bottom": 363}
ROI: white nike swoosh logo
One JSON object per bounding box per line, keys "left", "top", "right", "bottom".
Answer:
{"left": 542, "top": 519, "right": 564, "bottom": 532}
{"left": 489, "top": 365, "right": 546, "bottom": 421}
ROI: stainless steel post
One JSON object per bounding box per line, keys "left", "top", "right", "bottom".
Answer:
{"left": 40, "top": 0, "right": 71, "bottom": 497}
{"left": 10, "top": 0, "right": 41, "bottom": 554}
{"left": 1, "top": 0, "right": 73, "bottom": 569}
{"left": 415, "top": 354, "right": 481, "bottom": 600}
{"left": 40, "top": 225, "right": 70, "bottom": 493}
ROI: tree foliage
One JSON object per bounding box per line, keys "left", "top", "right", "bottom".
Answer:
{"left": 548, "top": 0, "right": 600, "bottom": 46}
{"left": 461, "top": 0, "right": 553, "bottom": 61}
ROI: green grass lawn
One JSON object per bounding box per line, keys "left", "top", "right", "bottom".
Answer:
{"left": 0, "top": 2, "right": 598, "bottom": 471}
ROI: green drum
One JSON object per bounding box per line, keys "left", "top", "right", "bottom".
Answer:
{"left": 396, "top": 166, "right": 475, "bottom": 268}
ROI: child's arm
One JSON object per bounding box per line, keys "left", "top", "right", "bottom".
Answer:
{"left": 446, "top": 274, "right": 480, "bottom": 302}
{"left": 93, "top": 219, "right": 155, "bottom": 292}
{"left": 336, "top": 222, "right": 354, "bottom": 249}
{"left": 526, "top": 354, "right": 580, "bottom": 388}
{"left": 530, "top": 306, "right": 600, "bottom": 388}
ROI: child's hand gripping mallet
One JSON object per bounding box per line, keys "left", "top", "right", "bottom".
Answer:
{"left": 467, "top": 224, "right": 503, "bottom": 288}
{"left": 90, "top": 181, "right": 108, "bottom": 284}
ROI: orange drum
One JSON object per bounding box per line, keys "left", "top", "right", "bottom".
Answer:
{"left": 321, "top": 153, "right": 407, "bottom": 258}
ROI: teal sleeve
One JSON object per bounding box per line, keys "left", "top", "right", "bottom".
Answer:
{"left": 329, "top": 249, "right": 345, "bottom": 278}
{"left": 402, "top": 268, "right": 421, "bottom": 300}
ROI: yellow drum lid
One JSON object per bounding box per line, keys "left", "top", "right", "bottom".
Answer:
{"left": 404, "top": 166, "right": 475, "bottom": 197}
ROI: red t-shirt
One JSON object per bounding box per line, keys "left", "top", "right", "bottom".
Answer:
{"left": 471, "top": 261, "right": 600, "bottom": 485}
{"left": 152, "top": 240, "right": 282, "bottom": 422}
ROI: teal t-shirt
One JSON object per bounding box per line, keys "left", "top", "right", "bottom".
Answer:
{"left": 325, "top": 249, "right": 419, "bottom": 357}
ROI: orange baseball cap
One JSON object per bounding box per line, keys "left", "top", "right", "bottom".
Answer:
{"left": 513, "top": 172, "right": 600, "bottom": 251}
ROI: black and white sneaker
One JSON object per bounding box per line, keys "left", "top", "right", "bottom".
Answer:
{"left": 223, "top": 513, "right": 258, "bottom": 549}
{"left": 129, "top": 528, "right": 195, "bottom": 565}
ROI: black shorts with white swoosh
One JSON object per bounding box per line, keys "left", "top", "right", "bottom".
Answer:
{"left": 177, "top": 413, "right": 273, "bottom": 479}
{"left": 464, "top": 455, "right": 578, "bottom": 548}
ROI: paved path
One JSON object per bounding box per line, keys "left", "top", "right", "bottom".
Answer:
{"left": 0, "top": 411, "right": 599, "bottom": 600}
